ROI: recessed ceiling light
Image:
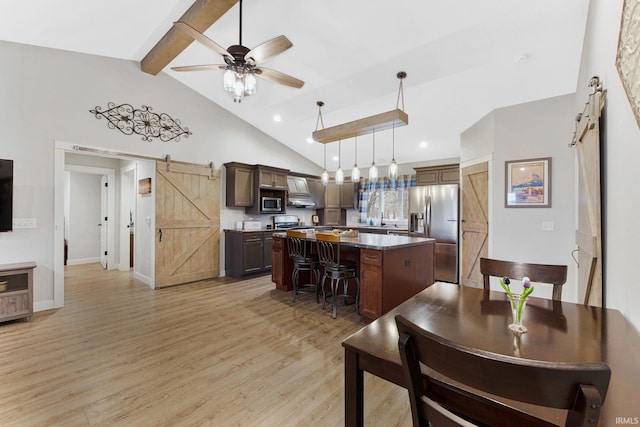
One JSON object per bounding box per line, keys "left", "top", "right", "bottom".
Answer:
{"left": 514, "top": 54, "right": 529, "bottom": 63}
{"left": 332, "top": 155, "right": 339, "bottom": 162}
{"left": 273, "top": 115, "right": 282, "bottom": 122}
{"left": 419, "top": 141, "right": 428, "bottom": 148}
{"left": 306, "top": 137, "right": 313, "bottom": 144}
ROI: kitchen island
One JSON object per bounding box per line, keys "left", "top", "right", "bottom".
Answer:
{"left": 272, "top": 231, "right": 435, "bottom": 322}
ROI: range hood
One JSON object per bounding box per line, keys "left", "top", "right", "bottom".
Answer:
{"left": 287, "top": 176, "right": 316, "bottom": 208}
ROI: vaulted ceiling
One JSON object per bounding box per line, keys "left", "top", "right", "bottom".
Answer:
{"left": 0, "top": 0, "right": 589, "bottom": 170}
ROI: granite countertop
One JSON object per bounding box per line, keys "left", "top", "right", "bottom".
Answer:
{"left": 223, "top": 228, "right": 278, "bottom": 233}
{"left": 274, "top": 230, "right": 434, "bottom": 250}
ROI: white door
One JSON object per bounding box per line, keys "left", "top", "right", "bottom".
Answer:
{"left": 100, "top": 175, "right": 108, "bottom": 269}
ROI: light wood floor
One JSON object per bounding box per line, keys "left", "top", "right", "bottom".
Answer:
{"left": 0, "top": 264, "right": 411, "bottom": 426}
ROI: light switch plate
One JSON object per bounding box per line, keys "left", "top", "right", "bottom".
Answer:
{"left": 541, "top": 221, "right": 554, "bottom": 232}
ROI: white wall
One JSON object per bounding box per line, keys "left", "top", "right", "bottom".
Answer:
{"left": 67, "top": 172, "right": 101, "bottom": 263}
{"left": 461, "top": 94, "right": 577, "bottom": 302}
{"left": 135, "top": 161, "right": 155, "bottom": 287}
{"left": 0, "top": 40, "right": 320, "bottom": 309}
{"left": 577, "top": 0, "right": 640, "bottom": 331}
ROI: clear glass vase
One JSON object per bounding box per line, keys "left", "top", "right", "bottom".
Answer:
{"left": 508, "top": 294, "right": 528, "bottom": 334}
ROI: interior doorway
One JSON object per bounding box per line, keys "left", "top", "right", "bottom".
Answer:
{"left": 64, "top": 164, "right": 115, "bottom": 269}
{"left": 54, "top": 142, "right": 154, "bottom": 309}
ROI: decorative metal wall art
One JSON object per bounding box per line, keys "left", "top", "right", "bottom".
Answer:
{"left": 616, "top": 0, "right": 640, "bottom": 129}
{"left": 89, "top": 103, "right": 192, "bottom": 142}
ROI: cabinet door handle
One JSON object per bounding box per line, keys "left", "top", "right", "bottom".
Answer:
{"left": 159, "top": 228, "right": 163, "bottom": 242}
{"left": 364, "top": 254, "right": 378, "bottom": 260}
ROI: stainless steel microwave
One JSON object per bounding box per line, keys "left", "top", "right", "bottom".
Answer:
{"left": 261, "top": 196, "right": 282, "bottom": 212}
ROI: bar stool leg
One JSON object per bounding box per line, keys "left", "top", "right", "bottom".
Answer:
{"left": 332, "top": 278, "right": 339, "bottom": 319}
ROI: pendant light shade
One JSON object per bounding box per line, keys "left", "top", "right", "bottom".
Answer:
{"left": 369, "top": 129, "right": 378, "bottom": 183}
{"left": 321, "top": 142, "right": 329, "bottom": 186}
{"left": 336, "top": 138, "right": 344, "bottom": 185}
{"left": 351, "top": 135, "right": 360, "bottom": 181}
{"left": 389, "top": 122, "right": 398, "bottom": 181}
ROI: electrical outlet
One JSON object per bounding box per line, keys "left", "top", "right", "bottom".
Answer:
{"left": 13, "top": 218, "right": 37, "bottom": 229}
{"left": 541, "top": 221, "right": 554, "bottom": 232}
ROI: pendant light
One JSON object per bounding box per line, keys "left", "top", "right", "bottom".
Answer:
{"left": 335, "top": 138, "right": 344, "bottom": 185}
{"left": 369, "top": 128, "right": 378, "bottom": 183}
{"left": 321, "top": 143, "right": 329, "bottom": 185}
{"left": 389, "top": 121, "right": 398, "bottom": 181}
{"left": 351, "top": 134, "right": 360, "bottom": 181}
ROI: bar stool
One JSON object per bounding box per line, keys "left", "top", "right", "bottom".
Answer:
{"left": 315, "top": 232, "right": 360, "bottom": 319}
{"left": 286, "top": 229, "right": 320, "bottom": 303}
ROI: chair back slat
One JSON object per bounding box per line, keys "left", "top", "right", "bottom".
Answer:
{"left": 316, "top": 232, "right": 341, "bottom": 266}
{"left": 396, "top": 315, "right": 610, "bottom": 427}
{"left": 480, "top": 257, "right": 567, "bottom": 301}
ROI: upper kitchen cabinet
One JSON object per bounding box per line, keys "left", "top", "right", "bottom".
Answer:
{"left": 325, "top": 179, "right": 356, "bottom": 209}
{"left": 414, "top": 164, "right": 460, "bottom": 185}
{"left": 224, "top": 162, "right": 254, "bottom": 207}
{"left": 287, "top": 176, "right": 310, "bottom": 195}
{"left": 257, "top": 165, "right": 288, "bottom": 190}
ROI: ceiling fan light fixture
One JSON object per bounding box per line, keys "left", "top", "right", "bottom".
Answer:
{"left": 223, "top": 68, "right": 235, "bottom": 92}
{"left": 244, "top": 72, "right": 257, "bottom": 95}
{"left": 233, "top": 78, "right": 245, "bottom": 102}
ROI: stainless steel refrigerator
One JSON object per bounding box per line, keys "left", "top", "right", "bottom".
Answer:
{"left": 409, "top": 184, "right": 459, "bottom": 283}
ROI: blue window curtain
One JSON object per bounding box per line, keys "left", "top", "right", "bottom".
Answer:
{"left": 358, "top": 174, "right": 416, "bottom": 223}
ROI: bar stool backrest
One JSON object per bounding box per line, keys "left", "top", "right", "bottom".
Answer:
{"left": 315, "top": 232, "right": 341, "bottom": 267}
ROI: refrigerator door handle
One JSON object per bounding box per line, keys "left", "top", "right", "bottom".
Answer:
{"left": 425, "top": 195, "right": 431, "bottom": 237}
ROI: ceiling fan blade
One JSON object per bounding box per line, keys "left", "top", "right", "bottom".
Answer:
{"left": 245, "top": 35, "right": 293, "bottom": 64}
{"left": 255, "top": 68, "right": 304, "bottom": 89}
{"left": 173, "top": 21, "right": 231, "bottom": 59}
{"left": 171, "top": 64, "right": 226, "bottom": 72}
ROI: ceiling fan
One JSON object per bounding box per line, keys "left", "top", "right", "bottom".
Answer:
{"left": 171, "top": 0, "right": 304, "bottom": 102}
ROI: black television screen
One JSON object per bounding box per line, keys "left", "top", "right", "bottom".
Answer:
{"left": 0, "top": 159, "right": 13, "bottom": 232}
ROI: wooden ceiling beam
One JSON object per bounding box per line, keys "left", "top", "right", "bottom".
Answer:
{"left": 140, "top": 0, "right": 239, "bottom": 76}
{"left": 312, "top": 109, "right": 409, "bottom": 144}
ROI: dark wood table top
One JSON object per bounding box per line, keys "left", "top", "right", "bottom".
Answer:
{"left": 342, "top": 282, "right": 640, "bottom": 426}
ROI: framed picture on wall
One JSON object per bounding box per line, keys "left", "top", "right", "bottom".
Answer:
{"left": 505, "top": 157, "right": 551, "bottom": 208}
{"left": 138, "top": 177, "right": 152, "bottom": 194}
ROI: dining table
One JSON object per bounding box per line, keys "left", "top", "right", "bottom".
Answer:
{"left": 342, "top": 282, "right": 640, "bottom": 426}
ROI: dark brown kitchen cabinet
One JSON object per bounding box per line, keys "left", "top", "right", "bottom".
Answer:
{"left": 414, "top": 164, "right": 460, "bottom": 185}
{"left": 224, "top": 162, "right": 254, "bottom": 207}
{"left": 225, "top": 231, "right": 274, "bottom": 279}
{"left": 325, "top": 182, "right": 341, "bottom": 208}
{"left": 257, "top": 166, "right": 288, "bottom": 190}
{"left": 317, "top": 178, "right": 357, "bottom": 225}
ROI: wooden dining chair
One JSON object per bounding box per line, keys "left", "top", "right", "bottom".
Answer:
{"left": 480, "top": 257, "right": 568, "bottom": 301}
{"left": 395, "top": 314, "right": 611, "bottom": 427}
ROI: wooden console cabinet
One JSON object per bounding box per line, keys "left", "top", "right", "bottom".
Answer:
{"left": 0, "top": 262, "right": 36, "bottom": 323}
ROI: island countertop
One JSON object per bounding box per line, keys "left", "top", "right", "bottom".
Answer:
{"left": 273, "top": 230, "right": 434, "bottom": 250}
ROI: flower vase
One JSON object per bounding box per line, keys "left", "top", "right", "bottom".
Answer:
{"left": 508, "top": 294, "right": 528, "bottom": 334}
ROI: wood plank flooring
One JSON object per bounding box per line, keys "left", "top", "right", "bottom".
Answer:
{"left": 0, "top": 264, "right": 411, "bottom": 426}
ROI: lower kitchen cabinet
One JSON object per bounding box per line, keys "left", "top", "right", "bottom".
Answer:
{"left": 225, "top": 230, "right": 274, "bottom": 279}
